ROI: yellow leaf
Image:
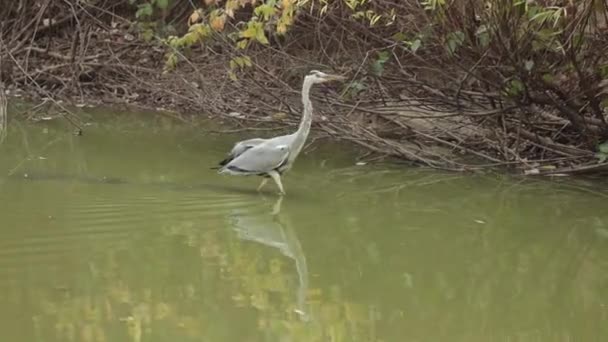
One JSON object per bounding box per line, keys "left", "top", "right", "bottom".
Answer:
{"left": 277, "top": 22, "right": 287, "bottom": 34}
{"left": 242, "top": 56, "right": 252, "bottom": 67}
{"left": 188, "top": 9, "right": 203, "bottom": 27}
{"left": 236, "top": 39, "right": 249, "bottom": 49}
{"left": 195, "top": 24, "right": 211, "bottom": 39}
{"left": 183, "top": 32, "right": 198, "bottom": 45}
{"left": 210, "top": 14, "right": 227, "bottom": 31}
{"left": 225, "top": 0, "right": 238, "bottom": 18}
{"left": 255, "top": 26, "right": 269, "bottom": 45}
{"left": 320, "top": 4, "right": 329, "bottom": 16}
{"left": 370, "top": 14, "right": 381, "bottom": 26}
{"left": 240, "top": 24, "right": 257, "bottom": 39}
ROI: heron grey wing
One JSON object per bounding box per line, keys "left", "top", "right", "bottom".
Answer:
{"left": 218, "top": 138, "right": 267, "bottom": 167}
{"left": 231, "top": 138, "right": 267, "bottom": 156}
{"left": 225, "top": 143, "right": 290, "bottom": 174}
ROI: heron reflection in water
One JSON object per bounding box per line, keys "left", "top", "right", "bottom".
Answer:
{"left": 227, "top": 196, "right": 310, "bottom": 321}
{"left": 215, "top": 70, "right": 346, "bottom": 195}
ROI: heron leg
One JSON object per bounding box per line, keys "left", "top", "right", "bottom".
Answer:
{"left": 256, "top": 178, "right": 269, "bottom": 192}
{"left": 267, "top": 171, "right": 285, "bottom": 195}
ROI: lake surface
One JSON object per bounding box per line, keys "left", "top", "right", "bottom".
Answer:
{"left": 1, "top": 110, "right": 608, "bottom": 341}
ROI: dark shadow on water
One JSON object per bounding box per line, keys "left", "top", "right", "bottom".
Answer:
{"left": 164, "top": 182, "right": 309, "bottom": 201}
{"left": 196, "top": 183, "right": 293, "bottom": 197}
{"left": 4, "top": 170, "right": 306, "bottom": 199}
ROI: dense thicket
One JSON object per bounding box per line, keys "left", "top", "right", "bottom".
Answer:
{"left": 1, "top": 0, "right": 608, "bottom": 174}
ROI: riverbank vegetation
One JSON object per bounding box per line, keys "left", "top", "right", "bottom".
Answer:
{"left": 1, "top": 0, "right": 608, "bottom": 174}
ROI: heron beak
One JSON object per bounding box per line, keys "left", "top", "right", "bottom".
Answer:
{"left": 323, "top": 74, "right": 347, "bottom": 82}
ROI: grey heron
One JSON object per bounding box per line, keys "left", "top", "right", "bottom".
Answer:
{"left": 215, "top": 70, "right": 346, "bottom": 195}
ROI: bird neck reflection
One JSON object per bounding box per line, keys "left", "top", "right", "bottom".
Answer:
{"left": 228, "top": 196, "right": 311, "bottom": 322}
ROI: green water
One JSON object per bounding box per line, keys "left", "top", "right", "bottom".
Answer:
{"left": 1, "top": 111, "right": 608, "bottom": 342}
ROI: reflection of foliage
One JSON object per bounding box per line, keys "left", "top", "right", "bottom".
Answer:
{"left": 3, "top": 174, "right": 608, "bottom": 341}
{"left": 8, "top": 215, "right": 377, "bottom": 342}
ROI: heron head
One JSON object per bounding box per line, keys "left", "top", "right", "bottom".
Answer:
{"left": 307, "top": 70, "right": 347, "bottom": 83}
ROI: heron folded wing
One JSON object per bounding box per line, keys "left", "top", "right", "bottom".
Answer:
{"left": 219, "top": 144, "right": 253, "bottom": 166}
{"left": 231, "top": 138, "right": 267, "bottom": 156}
{"left": 224, "top": 143, "right": 290, "bottom": 174}
{"left": 218, "top": 138, "right": 267, "bottom": 167}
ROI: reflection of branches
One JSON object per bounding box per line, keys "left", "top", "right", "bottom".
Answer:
{"left": 7, "top": 128, "right": 63, "bottom": 176}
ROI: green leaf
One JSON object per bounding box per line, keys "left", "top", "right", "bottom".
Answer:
{"left": 370, "top": 13, "right": 381, "bottom": 26}
{"left": 182, "top": 32, "right": 198, "bottom": 45}
{"left": 421, "top": 0, "right": 445, "bottom": 11}
{"left": 410, "top": 39, "right": 421, "bottom": 53}
{"left": 345, "top": 80, "right": 367, "bottom": 99}
{"left": 164, "top": 52, "right": 178, "bottom": 72}
{"left": 598, "top": 141, "right": 608, "bottom": 154}
{"left": 475, "top": 25, "right": 490, "bottom": 48}
{"left": 228, "top": 70, "right": 238, "bottom": 81}
{"left": 136, "top": 3, "right": 153, "bottom": 19}
{"left": 351, "top": 11, "right": 365, "bottom": 19}
{"left": 242, "top": 56, "right": 252, "bottom": 67}
{"left": 192, "top": 24, "right": 210, "bottom": 40}
{"left": 542, "top": 73, "right": 555, "bottom": 84}
{"left": 166, "top": 35, "right": 177, "bottom": 47}
{"left": 446, "top": 31, "right": 465, "bottom": 55}
{"left": 530, "top": 10, "right": 553, "bottom": 23}
{"left": 230, "top": 56, "right": 252, "bottom": 70}
{"left": 344, "top": 0, "right": 359, "bottom": 11}
{"left": 240, "top": 21, "right": 260, "bottom": 39}
{"left": 156, "top": 0, "right": 169, "bottom": 9}
{"left": 254, "top": 2, "right": 276, "bottom": 21}
{"left": 141, "top": 28, "right": 154, "bottom": 42}
{"left": 571, "top": 33, "right": 584, "bottom": 48}
{"left": 392, "top": 32, "right": 407, "bottom": 42}
{"left": 599, "top": 65, "right": 608, "bottom": 78}
{"left": 371, "top": 51, "right": 390, "bottom": 76}
{"left": 376, "top": 51, "right": 390, "bottom": 62}
{"left": 513, "top": 0, "right": 528, "bottom": 8}
{"left": 507, "top": 79, "right": 525, "bottom": 96}
{"left": 236, "top": 39, "right": 249, "bottom": 49}
{"left": 255, "top": 27, "right": 269, "bottom": 45}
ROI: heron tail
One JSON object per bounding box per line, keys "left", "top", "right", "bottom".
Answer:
{"left": 218, "top": 157, "right": 232, "bottom": 166}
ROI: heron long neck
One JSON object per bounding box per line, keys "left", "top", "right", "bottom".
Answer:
{"left": 291, "top": 77, "right": 314, "bottom": 158}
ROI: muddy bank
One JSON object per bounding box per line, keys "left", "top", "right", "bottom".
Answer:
{"left": 2, "top": 0, "right": 608, "bottom": 175}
